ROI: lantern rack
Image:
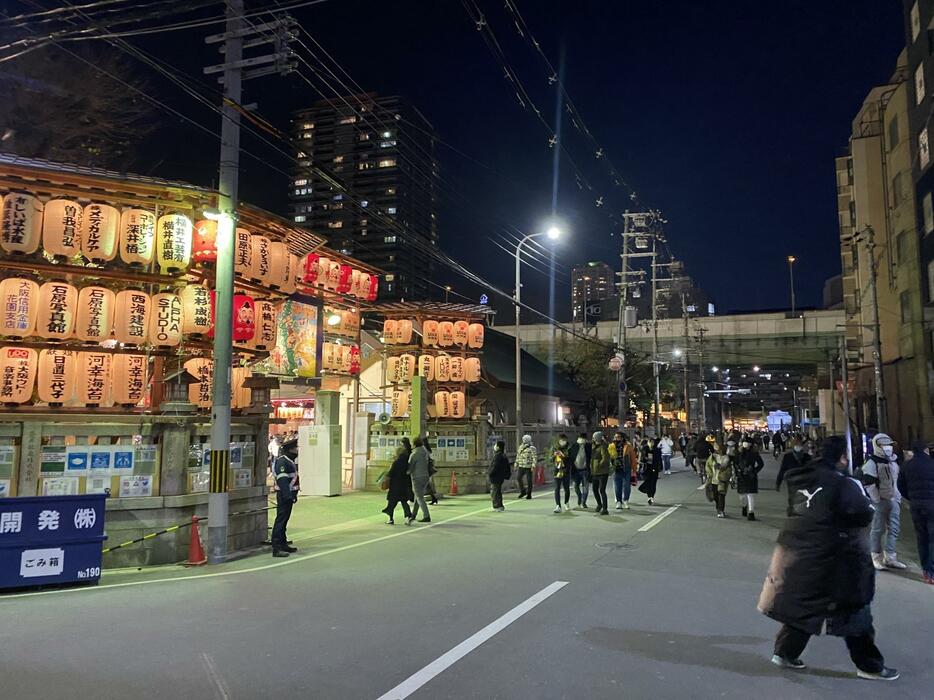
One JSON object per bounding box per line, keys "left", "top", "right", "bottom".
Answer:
{"left": 0, "top": 258, "right": 183, "bottom": 287}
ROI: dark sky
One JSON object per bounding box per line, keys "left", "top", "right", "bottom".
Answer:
{"left": 121, "top": 0, "right": 906, "bottom": 319}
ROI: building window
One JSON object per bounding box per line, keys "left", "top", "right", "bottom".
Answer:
{"left": 892, "top": 172, "right": 904, "bottom": 206}
{"left": 359, "top": 133, "right": 371, "bottom": 141}
{"left": 388, "top": 255, "right": 395, "bottom": 262}
{"left": 294, "top": 215, "right": 306, "bottom": 223}
{"left": 379, "top": 140, "right": 397, "bottom": 148}
{"left": 917, "top": 64, "right": 926, "bottom": 106}
{"left": 384, "top": 235, "right": 397, "bottom": 243}
{"left": 911, "top": 2, "right": 921, "bottom": 42}
{"left": 302, "top": 122, "right": 315, "bottom": 130}
{"left": 339, "top": 116, "right": 357, "bottom": 125}
{"left": 897, "top": 230, "right": 911, "bottom": 265}
{"left": 385, "top": 274, "right": 395, "bottom": 282}
{"left": 361, "top": 200, "right": 368, "bottom": 208}
{"left": 381, "top": 130, "right": 392, "bottom": 138}
{"left": 333, "top": 194, "right": 343, "bottom": 201}
{"left": 297, "top": 150, "right": 307, "bottom": 158}
{"left": 294, "top": 187, "right": 311, "bottom": 196}
{"left": 386, "top": 187, "right": 396, "bottom": 195}
{"left": 358, "top": 163, "right": 372, "bottom": 171}
{"left": 333, "top": 155, "right": 344, "bottom": 163}
{"left": 387, "top": 207, "right": 397, "bottom": 214}
{"left": 302, "top": 132, "right": 313, "bottom": 139}
{"left": 925, "top": 193, "right": 934, "bottom": 234}
{"left": 294, "top": 178, "right": 308, "bottom": 186}
{"left": 901, "top": 290, "right": 912, "bottom": 321}
{"left": 378, "top": 159, "right": 397, "bottom": 168}
{"left": 921, "top": 128, "right": 930, "bottom": 169}
{"left": 888, "top": 117, "right": 899, "bottom": 150}
{"left": 361, "top": 228, "right": 368, "bottom": 236}
{"left": 328, "top": 221, "right": 343, "bottom": 229}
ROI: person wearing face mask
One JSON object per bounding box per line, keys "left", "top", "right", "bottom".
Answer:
{"left": 897, "top": 440, "right": 934, "bottom": 584}
{"left": 859, "top": 433, "right": 907, "bottom": 571}
{"left": 610, "top": 432, "right": 636, "bottom": 510}
{"left": 487, "top": 440, "right": 511, "bottom": 512}
{"left": 705, "top": 443, "right": 732, "bottom": 517}
{"left": 758, "top": 436, "right": 899, "bottom": 682}
{"left": 551, "top": 433, "right": 571, "bottom": 513}
{"left": 776, "top": 437, "right": 811, "bottom": 517}
{"left": 515, "top": 434, "right": 537, "bottom": 500}
{"left": 734, "top": 438, "right": 765, "bottom": 521}
{"left": 637, "top": 437, "right": 662, "bottom": 506}
{"left": 568, "top": 432, "right": 592, "bottom": 509}
{"left": 590, "top": 431, "right": 611, "bottom": 515}
{"left": 659, "top": 434, "right": 674, "bottom": 475}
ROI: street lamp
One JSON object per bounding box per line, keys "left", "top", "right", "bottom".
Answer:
{"left": 787, "top": 255, "right": 797, "bottom": 317}
{"left": 444, "top": 285, "right": 452, "bottom": 303}
{"left": 515, "top": 225, "right": 562, "bottom": 452}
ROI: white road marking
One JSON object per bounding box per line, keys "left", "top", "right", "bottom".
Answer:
{"left": 696, "top": 484, "right": 706, "bottom": 491}
{"left": 200, "top": 652, "right": 231, "bottom": 700}
{"left": 375, "top": 581, "right": 569, "bottom": 700}
{"left": 637, "top": 504, "right": 681, "bottom": 532}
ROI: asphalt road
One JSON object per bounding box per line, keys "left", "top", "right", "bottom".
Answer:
{"left": 1, "top": 455, "right": 931, "bottom": 699}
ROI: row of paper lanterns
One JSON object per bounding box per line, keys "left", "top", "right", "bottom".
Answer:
{"left": 0, "top": 277, "right": 280, "bottom": 348}
{"left": 382, "top": 319, "right": 484, "bottom": 348}
{"left": 182, "top": 358, "right": 252, "bottom": 410}
{"left": 389, "top": 389, "right": 467, "bottom": 419}
{"left": 386, "top": 354, "right": 481, "bottom": 384}
{"left": 324, "top": 306, "right": 360, "bottom": 338}
{"left": 301, "top": 253, "right": 378, "bottom": 301}
{"left": 322, "top": 342, "right": 361, "bottom": 374}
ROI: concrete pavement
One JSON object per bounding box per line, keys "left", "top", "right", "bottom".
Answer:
{"left": 1, "top": 455, "right": 931, "bottom": 699}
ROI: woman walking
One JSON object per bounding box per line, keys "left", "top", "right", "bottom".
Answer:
{"left": 638, "top": 437, "right": 662, "bottom": 505}
{"left": 610, "top": 433, "right": 636, "bottom": 510}
{"left": 552, "top": 434, "right": 571, "bottom": 513}
{"left": 408, "top": 436, "right": 432, "bottom": 524}
{"left": 590, "top": 431, "right": 611, "bottom": 515}
{"left": 734, "top": 438, "right": 765, "bottom": 521}
{"left": 568, "top": 433, "right": 591, "bottom": 509}
{"left": 706, "top": 444, "right": 733, "bottom": 517}
{"left": 382, "top": 446, "right": 414, "bottom": 525}
{"left": 487, "top": 440, "right": 510, "bottom": 512}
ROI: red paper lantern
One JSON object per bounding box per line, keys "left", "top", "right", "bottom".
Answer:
{"left": 113, "top": 290, "right": 151, "bottom": 346}
{"left": 0, "top": 346, "right": 37, "bottom": 404}
{"left": 337, "top": 264, "right": 353, "bottom": 294}
{"left": 366, "top": 274, "right": 379, "bottom": 302}
{"left": 352, "top": 271, "right": 370, "bottom": 298}
{"left": 302, "top": 253, "right": 320, "bottom": 285}
{"left": 324, "top": 261, "right": 341, "bottom": 291}
{"left": 349, "top": 345, "right": 361, "bottom": 375}
{"left": 81, "top": 203, "right": 119, "bottom": 262}
{"left": 179, "top": 284, "right": 212, "bottom": 336}
{"left": 192, "top": 218, "right": 218, "bottom": 264}
{"left": 35, "top": 282, "right": 77, "bottom": 341}
{"left": 233, "top": 294, "right": 256, "bottom": 342}
{"left": 76, "top": 351, "right": 111, "bottom": 406}
{"left": 42, "top": 198, "right": 82, "bottom": 259}
{"left": 149, "top": 292, "right": 183, "bottom": 347}
{"left": 112, "top": 354, "right": 148, "bottom": 406}
{"left": 234, "top": 228, "right": 252, "bottom": 278}
{"left": 75, "top": 286, "right": 115, "bottom": 343}
{"left": 37, "top": 349, "right": 76, "bottom": 405}
{"left": 1, "top": 192, "right": 43, "bottom": 255}
{"left": 0, "top": 277, "right": 38, "bottom": 338}
{"left": 119, "top": 208, "right": 156, "bottom": 266}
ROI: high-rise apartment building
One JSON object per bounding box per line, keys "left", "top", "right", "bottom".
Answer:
{"left": 289, "top": 94, "right": 439, "bottom": 300}
{"left": 571, "top": 262, "right": 614, "bottom": 323}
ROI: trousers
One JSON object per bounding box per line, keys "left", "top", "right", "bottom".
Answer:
{"left": 869, "top": 498, "right": 900, "bottom": 556}
{"left": 554, "top": 474, "right": 570, "bottom": 506}
{"left": 592, "top": 474, "right": 609, "bottom": 511}
{"left": 490, "top": 481, "right": 504, "bottom": 510}
{"left": 411, "top": 476, "right": 430, "bottom": 520}
{"left": 385, "top": 496, "right": 412, "bottom": 520}
{"left": 739, "top": 493, "right": 756, "bottom": 512}
{"left": 774, "top": 623, "right": 884, "bottom": 674}
{"left": 662, "top": 454, "right": 672, "bottom": 473}
{"left": 573, "top": 469, "right": 590, "bottom": 505}
{"left": 271, "top": 490, "right": 294, "bottom": 550}
{"left": 912, "top": 509, "right": 934, "bottom": 575}
{"left": 517, "top": 467, "right": 533, "bottom": 497}
{"left": 613, "top": 469, "right": 632, "bottom": 503}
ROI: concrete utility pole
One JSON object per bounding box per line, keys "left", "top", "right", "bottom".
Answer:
{"left": 681, "top": 292, "right": 690, "bottom": 431}
{"left": 839, "top": 334, "right": 854, "bottom": 468}
{"left": 787, "top": 255, "right": 797, "bottom": 317}
{"left": 696, "top": 326, "right": 707, "bottom": 431}
{"left": 862, "top": 227, "right": 887, "bottom": 433}
{"left": 651, "top": 233, "right": 660, "bottom": 437}
{"left": 616, "top": 211, "right": 629, "bottom": 426}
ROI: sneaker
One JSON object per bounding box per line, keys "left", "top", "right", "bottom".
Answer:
{"left": 406, "top": 517, "right": 415, "bottom": 526}
{"left": 742, "top": 506, "right": 748, "bottom": 517}
{"left": 770, "top": 655, "right": 806, "bottom": 670}
{"left": 553, "top": 505, "right": 562, "bottom": 513}
{"left": 623, "top": 501, "right": 630, "bottom": 510}
{"left": 884, "top": 556, "right": 907, "bottom": 570}
{"left": 386, "top": 519, "right": 394, "bottom": 525}
{"left": 418, "top": 517, "right": 431, "bottom": 523}
{"left": 497, "top": 507, "right": 506, "bottom": 512}
{"left": 615, "top": 501, "right": 623, "bottom": 510}
{"left": 747, "top": 512, "right": 756, "bottom": 521}
{"left": 272, "top": 550, "right": 289, "bottom": 558}
{"left": 582, "top": 502, "right": 589, "bottom": 510}
{"left": 285, "top": 546, "right": 298, "bottom": 553}
{"left": 871, "top": 553, "right": 887, "bottom": 571}
{"left": 563, "top": 504, "right": 571, "bottom": 512}
{"left": 856, "top": 667, "right": 899, "bottom": 681}
{"left": 601, "top": 508, "right": 609, "bottom": 515}
{"left": 922, "top": 572, "right": 934, "bottom": 584}
{"left": 647, "top": 498, "right": 654, "bottom": 506}
{"left": 717, "top": 512, "right": 725, "bottom": 518}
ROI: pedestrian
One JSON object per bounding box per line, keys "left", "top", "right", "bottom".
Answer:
{"left": 638, "top": 436, "right": 652, "bottom": 481}
{"left": 897, "top": 440, "right": 934, "bottom": 584}
{"left": 271, "top": 438, "right": 299, "bottom": 557}
{"left": 551, "top": 433, "right": 571, "bottom": 513}
{"left": 772, "top": 430, "right": 785, "bottom": 459}
{"left": 758, "top": 436, "right": 899, "bottom": 681}
{"left": 515, "top": 434, "right": 537, "bottom": 499}
{"left": 695, "top": 433, "right": 713, "bottom": 482}
{"left": 659, "top": 433, "right": 674, "bottom": 475}
{"left": 611, "top": 432, "right": 636, "bottom": 510}
{"left": 860, "top": 433, "right": 907, "bottom": 571}
{"left": 776, "top": 437, "right": 811, "bottom": 516}
{"left": 424, "top": 440, "right": 440, "bottom": 505}
{"left": 488, "top": 440, "right": 511, "bottom": 512}
{"left": 382, "top": 446, "right": 414, "bottom": 525}
{"left": 705, "top": 444, "right": 732, "bottom": 517}
{"left": 763, "top": 431, "right": 771, "bottom": 452}
{"left": 734, "top": 438, "right": 764, "bottom": 521}
{"left": 638, "top": 437, "right": 662, "bottom": 506}
{"left": 408, "top": 436, "right": 432, "bottom": 524}
{"left": 590, "top": 431, "right": 611, "bottom": 515}
{"left": 685, "top": 433, "right": 697, "bottom": 474}
{"left": 568, "top": 432, "right": 592, "bottom": 509}
{"left": 678, "top": 432, "right": 688, "bottom": 459}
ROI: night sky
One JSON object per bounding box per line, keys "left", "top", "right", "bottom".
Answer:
{"left": 117, "top": 0, "right": 906, "bottom": 318}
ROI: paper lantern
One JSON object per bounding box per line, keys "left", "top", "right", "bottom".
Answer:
{"left": 352, "top": 271, "right": 370, "bottom": 298}
{"left": 233, "top": 294, "right": 256, "bottom": 342}
{"left": 0, "top": 347, "right": 37, "bottom": 404}
{"left": 180, "top": 284, "right": 212, "bottom": 336}
{"left": 149, "top": 292, "right": 183, "bottom": 347}
{"left": 325, "top": 261, "right": 341, "bottom": 291}
{"left": 282, "top": 253, "right": 299, "bottom": 294}
{"left": 386, "top": 355, "right": 400, "bottom": 382}
{"left": 250, "top": 235, "right": 272, "bottom": 285}
{"left": 113, "top": 290, "right": 151, "bottom": 346}
{"left": 80, "top": 203, "right": 119, "bottom": 262}
{"left": 321, "top": 342, "right": 333, "bottom": 371}
{"left": 396, "top": 319, "right": 413, "bottom": 345}
{"left": 339, "top": 345, "right": 352, "bottom": 373}
{"left": 268, "top": 242, "right": 289, "bottom": 290}
{"left": 434, "top": 390, "right": 450, "bottom": 418}
{"left": 366, "top": 274, "right": 379, "bottom": 302}
{"left": 0, "top": 277, "right": 38, "bottom": 338}
{"left": 398, "top": 353, "right": 416, "bottom": 381}
{"left": 391, "top": 389, "right": 410, "bottom": 418}
{"left": 37, "top": 349, "right": 76, "bottom": 405}
{"left": 234, "top": 228, "right": 253, "bottom": 278}
{"left": 382, "top": 319, "right": 397, "bottom": 344}
{"left": 349, "top": 345, "right": 361, "bottom": 375}
{"left": 453, "top": 321, "right": 469, "bottom": 347}
{"left": 185, "top": 358, "right": 213, "bottom": 408}
{"left": 468, "top": 323, "right": 485, "bottom": 349}
{"left": 339, "top": 310, "right": 358, "bottom": 337}
{"left": 336, "top": 264, "right": 353, "bottom": 294}
{"left": 119, "top": 208, "right": 156, "bottom": 266}
{"left": 422, "top": 320, "right": 439, "bottom": 347}
{"left": 75, "top": 286, "right": 115, "bottom": 343}
{"left": 438, "top": 321, "right": 455, "bottom": 347}
{"left": 76, "top": 351, "right": 111, "bottom": 406}
{"left": 232, "top": 367, "right": 251, "bottom": 409}
{"left": 156, "top": 213, "right": 192, "bottom": 273}
{"left": 465, "top": 357, "right": 481, "bottom": 383}
{"left": 449, "top": 356, "right": 465, "bottom": 382}
{"left": 35, "top": 282, "right": 77, "bottom": 341}
{"left": 315, "top": 256, "right": 331, "bottom": 288}
{"left": 435, "top": 355, "right": 452, "bottom": 383}
{"left": 418, "top": 354, "right": 435, "bottom": 381}
{"left": 252, "top": 300, "right": 277, "bottom": 351}
{"left": 112, "top": 354, "right": 148, "bottom": 406}
{"left": 349, "top": 270, "right": 362, "bottom": 298}
{"left": 450, "top": 391, "right": 466, "bottom": 419}
{"left": 42, "top": 198, "right": 82, "bottom": 259}
{"left": 301, "top": 253, "right": 320, "bottom": 286}
{"left": 1, "top": 192, "right": 42, "bottom": 254}
{"left": 192, "top": 218, "right": 217, "bottom": 265}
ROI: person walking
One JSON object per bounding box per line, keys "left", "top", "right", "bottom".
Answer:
{"left": 897, "top": 440, "right": 934, "bottom": 584}
{"left": 424, "top": 440, "right": 440, "bottom": 506}
{"left": 659, "top": 434, "right": 674, "bottom": 475}
{"left": 551, "top": 434, "right": 571, "bottom": 513}
{"left": 382, "top": 446, "right": 414, "bottom": 525}
{"left": 488, "top": 440, "right": 511, "bottom": 512}
{"left": 568, "top": 433, "right": 592, "bottom": 509}
{"left": 776, "top": 438, "right": 811, "bottom": 517}
{"left": 590, "top": 431, "right": 611, "bottom": 515}
{"left": 734, "top": 438, "right": 765, "bottom": 521}
{"left": 685, "top": 433, "right": 697, "bottom": 474}
{"left": 408, "top": 436, "right": 432, "bottom": 524}
{"left": 860, "top": 433, "right": 907, "bottom": 571}
{"left": 271, "top": 438, "right": 299, "bottom": 557}
{"left": 515, "top": 434, "right": 537, "bottom": 500}
{"left": 695, "top": 433, "right": 713, "bottom": 482}
{"left": 678, "top": 432, "right": 688, "bottom": 459}
{"left": 772, "top": 430, "right": 785, "bottom": 459}
{"left": 611, "top": 433, "right": 636, "bottom": 510}
{"left": 758, "top": 437, "right": 899, "bottom": 681}
{"left": 638, "top": 437, "right": 662, "bottom": 506}
{"left": 705, "top": 444, "right": 732, "bottom": 518}
{"left": 763, "top": 431, "right": 771, "bottom": 452}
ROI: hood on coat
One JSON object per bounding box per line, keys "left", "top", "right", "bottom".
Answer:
{"left": 871, "top": 433, "right": 894, "bottom": 459}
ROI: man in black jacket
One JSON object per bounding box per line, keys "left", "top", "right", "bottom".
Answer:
{"left": 776, "top": 438, "right": 810, "bottom": 516}
{"left": 487, "top": 440, "right": 511, "bottom": 512}
{"left": 897, "top": 440, "right": 934, "bottom": 584}
{"left": 758, "top": 437, "right": 899, "bottom": 681}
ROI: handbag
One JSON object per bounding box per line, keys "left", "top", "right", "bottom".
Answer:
{"left": 428, "top": 458, "right": 438, "bottom": 476}
{"left": 704, "top": 482, "right": 715, "bottom": 502}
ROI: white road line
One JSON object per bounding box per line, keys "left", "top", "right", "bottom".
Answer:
{"left": 375, "top": 581, "right": 569, "bottom": 700}
{"left": 200, "top": 652, "right": 232, "bottom": 700}
{"left": 637, "top": 504, "right": 681, "bottom": 532}
{"left": 696, "top": 484, "right": 706, "bottom": 491}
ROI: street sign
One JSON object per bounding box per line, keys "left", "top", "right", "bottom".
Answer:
{"left": 479, "top": 294, "right": 489, "bottom": 305}
{"left": 608, "top": 356, "right": 622, "bottom": 371}
{"left": 619, "top": 381, "right": 627, "bottom": 393}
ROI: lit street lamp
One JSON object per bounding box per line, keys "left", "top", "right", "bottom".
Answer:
{"left": 444, "top": 285, "right": 452, "bottom": 303}
{"left": 787, "top": 255, "right": 797, "bottom": 316}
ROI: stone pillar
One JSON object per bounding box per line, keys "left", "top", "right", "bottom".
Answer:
{"left": 410, "top": 376, "right": 427, "bottom": 439}
{"left": 17, "top": 422, "right": 42, "bottom": 497}
{"left": 315, "top": 390, "right": 340, "bottom": 426}
{"left": 159, "top": 422, "right": 191, "bottom": 496}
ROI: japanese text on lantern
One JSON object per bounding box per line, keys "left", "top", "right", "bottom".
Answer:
{"left": 4, "top": 280, "right": 32, "bottom": 332}
{"left": 61, "top": 203, "right": 79, "bottom": 250}
{"left": 47, "top": 284, "right": 70, "bottom": 336}
{"left": 85, "top": 354, "right": 107, "bottom": 403}
{"left": 85, "top": 205, "right": 103, "bottom": 254}
{"left": 128, "top": 294, "right": 147, "bottom": 339}
{"left": 196, "top": 362, "right": 212, "bottom": 406}
{"left": 1, "top": 348, "right": 31, "bottom": 401}
{"left": 85, "top": 288, "right": 106, "bottom": 338}
{"left": 49, "top": 353, "right": 68, "bottom": 400}
{"left": 3, "top": 195, "right": 28, "bottom": 246}
{"left": 126, "top": 356, "right": 145, "bottom": 402}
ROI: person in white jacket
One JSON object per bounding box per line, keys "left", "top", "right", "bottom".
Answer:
{"left": 515, "top": 434, "right": 537, "bottom": 500}
{"left": 659, "top": 435, "right": 675, "bottom": 475}
{"left": 860, "top": 433, "right": 907, "bottom": 571}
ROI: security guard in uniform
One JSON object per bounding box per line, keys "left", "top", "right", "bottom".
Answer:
{"left": 271, "top": 438, "right": 299, "bottom": 557}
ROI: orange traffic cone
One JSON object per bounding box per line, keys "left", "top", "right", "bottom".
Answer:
{"left": 449, "top": 471, "right": 459, "bottom": 496}
{"left": 185, "top": 516, "right": 207, "bottom": 566}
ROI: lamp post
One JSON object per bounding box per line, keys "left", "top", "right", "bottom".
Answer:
{"left": 515, "top": 225, "right": 561, "bottom": 453}
{"left": 444, "top": 285, "right": 452, "bottom": 303}
{"left": 787, "top": 255, "right": 797, "bottom": 317}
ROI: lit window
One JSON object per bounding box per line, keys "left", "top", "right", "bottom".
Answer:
{"left": 303, "top": 132, "right": 313, "bottom": 139}
{"left": 917, "top": 64, "right": 926, "bottom": 106}
{"left": 361, "top": 200, "right": 369, "bottom": 208}
{"left": 294, "top": 187, "right": 311, "bottom": 196}
{"left": 386, "top": 187, "right": 396, "bottom": 195}
{"left": 924, "top": 192, "right": 934, "bottom": 234}
{"left": 911, "top": 2, "right": 921, "bottom": 42}
{"left": 358, "top": 163, "right": 372, "bottom": 171}
{"left": 385, "top": 274, "right": 395, "bottom": 282}
{"left": 379, "top": 140, "right": 397, "bottom": 148}
{"left": 361, "top": 218, "right": 368, "bottom": 225}
{"left": 359, "top": 133, "right": 371, "bottom": 141}
{"left": 387, "top": 207, "right": 397, "bottom": 214}
{"left": 332, "top": 202, "right": 343, "bottom": 210}
{"left": 378, "top": 159, "right": 396, "bottom": 168}
{"left": 303, "top": 122, "right": 315, "bottom": 130}
{"left": 294, "top": 215, "right": 306, "bottom": 223}
{"left": 388, "top": 255, "right": 395, "bottom": 262}
{"left": 361, "top": 229, "right": 368, "bottom": 236}
{"left": 294, "top": 178, "right": 308, "bottom": 186}
{"left": 381, "top": 130, "right": 392, "bottom": 138}
{"left": 339, "top": 116, "right": 357, "bottom": 125}
{"left": 922, "top": 128, "right": 931, "bottom": 169}
{"left": 333, "top": 155, "right": 344, "bottom": 163}
{"left": 297, "top": 151, "right": 307, "bottom": 158}
{"left": 328, "top": 221, "right": 343, "bottom": 229}
{"left": 384, "top": 235, "right": 397, "bottom": 243}
{"left": 333, "top": 194, "right": 343, "bottom": 201}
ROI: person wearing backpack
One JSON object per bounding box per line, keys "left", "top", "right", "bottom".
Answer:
{"left": 515, "top": 434, "right": 537, "bottom": 500}
{"left": 568, "top": 433, "right": 592, "bottom": 509}
{"left": 487, "top": 440, "right": 511, "bottom": 512}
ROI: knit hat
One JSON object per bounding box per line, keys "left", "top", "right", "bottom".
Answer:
{"left": 592, "top": 431, "right": 604, "bottom": 443}
{"left": 522, "top": 434, "right": 533, "bottom": 445}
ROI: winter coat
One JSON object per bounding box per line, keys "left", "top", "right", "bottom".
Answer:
{"left": 568, "top": 441, "right": 592, "bottom": 475}
{"left": 408, "top": 446, "right": 431, "bottom": 482}
{"left": 706, "top": 454, "right": 732, "bottom": 494}
{"left": 488, "top": 452, "right": 511, "bottom": 485}
{"left": 515, "top": 443, "right": 537, "bottom": 470}
{"left": 609, "top": 442, "right": 637, "bottom": 473}
{"left": 387, "top": 452, "right": 414, "bottom": 502}
{"left": 659, "top": 437, "right": 674, "bottom": 456}
{"left": 860, "top": 455, "right": 901, "bottom": 504}
{"left": 734, "top": 449, "right": 764, "bottom": 494}
{"left": 757, "top": 458, "right": 876, "bottom": 636}
{"left": 776, "top": 450, "right": 809, "bottom": 490}
{"left": 590, "top": 443, "right": 611, "bottom": 476}
{"left": 898, "top": 449, "right": 934, "bottom": 513}
{"left": 551, "top": 443, "right": 570, "bottom": 478}
{"left": 695, "top": 437, "right": 712, "bottom": 462}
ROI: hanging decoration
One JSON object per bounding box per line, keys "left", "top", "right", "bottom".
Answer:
{"left": 37, "top": 349, "right": 76, "bottom": 405}
{"left": 35, "top": 281, "right": 77, "bottom": 341}
{"left": 185, "top": 357, "right": 213, "bottom": 409}
{"left": 449, "top": 356, "right": 465, "bottom": 382}
{"left": 156, "top": 213, "right": 193, "bottom": 273}
{"left": 352, "top": 271, "right": 370, "bottom": 298}
{"left": 234, "top": 227, "right": 253, "bottom": 277}
{"left": 435, "top": 355, "right": 452, "bottom": 382}
{"left": 0, "top": 277, "right": 38, "bottom": 338}
{"left": 232, "top": 294, "right": 256, "bottom": 342}
{"left": 315, "top": 255, "right": 331, "bottom": 288}
{"left": 468, "top": 323, "right": 485, "bottom": 349}
{"left": 324, "top": 260, "right": 341, "bottom": 291}
{"left": 366, "top": 274, "right": 379, "bottom": 302}
{"left": 42, "top": 198, "right": 82, "bottom": 259}
{"left": 76, "top": 351, "right": 111, "bottom": 406}
{"left": 179, "top": 284, "right": 212, "bottom": 336}
{"left": 386, "top": 355, "right": 400, "bottom": 382}
{"left": 396, "top": 319, "right": 413, "bottom": 345}
{"left": 349, "top": 345, "right": 361, "bottom": 375}
{"left": 453, "top": 320, "right": 469, "bottom": 347}
{"left": 465, "top": 357, "right": 482, "bottom": 383}
{"left": 268, "top": 241, "right": 289, "bottom": 290}
{"left": 382, "top": 319, "right": 397, "bottom": 343}
{"left": 119, "top": 208, "right": 156, "bottom": 266}
{"left": 391, "top": 389, "right": 410, "bottom": 418}
{"left": 418, "top": 354, "right": 434, "bottom": 381}
{"left": 113, "top": 289, "right": 151, "bottom": 346}
{"left": 434, "top": 390, "right": 450, "bottom": 418}
{"left": 398, "top": 353, "right": 416, "bottom": 382}
{"left": 149, "top": 292, "right": 183, "bottom": 347}
{"left": 0, "top": 346, "right": 37, "bottom": 404}
{"left": 112, "top": 354, "right": 148, "bottom": 406}
{"left": 438, "top": 321, "right": 455, "bottom": 347}
{"left": 302, "top": 253, "right": 320, "bottom": 285}
{"left": 1, "top": 192, "right": 43, "bottom": 255}
{"left": 250, "top": 234, "right": 272, "bottom": 285}
{"left": 192, "top": 218, "right": 218, "bottom": 265}
{"left": 450, "top": 391, "right": 466, "bottom": 419}
{"left": 252, "top": 300, "right": 277, "bottom": 351}
{"left": 422, "top": 320, "right": 439, "bottom": 347}
{"left": 336, "top": 264, "right": 353, "bottom": 294}
{"left": 80, "top": 203, "right": 119, "bottom": 262}
{"left": 75, "top": 286, "right": 115, "bottom": 343}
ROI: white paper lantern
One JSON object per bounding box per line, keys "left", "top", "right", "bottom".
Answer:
{"left": 81, "top": 203, "right": 119, "bottom": 262}
{"left": 42, "top": 198, "right": 82, "bottom": 259}
{"left": 119, "top": 208, "right": 156, "bottom": 266}
{"left": 156, "top": 213, "right": 192, "bottom": 273}
{"left": 1, "top": 192, "right": 43, "bottom": 254}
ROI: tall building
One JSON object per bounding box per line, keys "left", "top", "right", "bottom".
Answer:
{"left": 289, "top": 94, "right": 439, "bottom": 300}
{"left": 571, "top": 261, "right": 614, "bottom": 323}
{"left": 836, "top": 46, "right": 934, "bottom": 443}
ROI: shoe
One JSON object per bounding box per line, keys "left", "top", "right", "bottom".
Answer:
{"left": 564, "top": 504, "right": 571, "bottom": 512}
{"left": 418, "top": 517, "right": 431, "bottom": 523}
{"left": 623, "top": 501, "right": 630, "bottom": 510}
{"left": 922, "top": 572, "right": 934, "bottom": 584}
{"left": 582, "top": 503, "right": 589, "bottom": 509}
{"left": 285, "top": 546, "right": 298, "bottom": 553}
{"left": 742, "top": 506, "right": 748, "bottom": 517}
{"left": 871, "top": 553, "right": 887, "bottom": 571}
{"left": 717, "top": 512, "right": 725, "bottom": 518}
{"left": 770, "top": 655, "right": 806, "bottom": 670}
{"left": 526, "top": 495, "right": 531, "bottom": 500}
{"left": 615, "top": 501, "right": 623, "bottom": 510}
{"left": 884, "top": 556, "right": 907, "bottom": 570}
{"left": 496, "top": 507, "right": 506, "bottom": 512}
{"left": 272, "top": 550, "right": 289, "bottom": 558}
{"left": 406, "top": 517, "right": 415, "bottom": 526}
{"left": 286, "top": 540, "right": 293, "bottom": 545}
{"left": 857, "top": 667, "right": 899, "bottom": 681}
{"left": 553, "top": 505, "right": 562, "bottom": 513}
{"left": 747, "top": 512, "right": 756, "bottom": 522}
{"left": 601, "top": 509, "right": 609, "bottom": 515}
{"left": 386, "top": 519, "right": 394, "bottom": 525}
{"left": 516, "top": 492, "right": 525, "bottom": 499}
{"left": 648, "top": 498, "right": 654, "bottom": 506}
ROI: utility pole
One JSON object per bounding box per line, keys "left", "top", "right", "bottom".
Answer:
{"left": 651, "top": 232, "right": 660, "bottom": 437}
{"left": 616, "top": 211, "right": 629, "bottom": 427}
{"left": 695, "top": 327, "right": 707, "bottom": 431}
{"left": 861, "top": 227, "right": 887, "bottom": 433}
{"left": 681, "top": 292, "right": 691, "bottom": 431}
{"left": 203, "top": 3, "right": 296, "bottom": 563}
{"left": 828, "top": 351, "right": 836, "bottom": 436}
{"left": 839, "top": 334, "right": 854, "bottom": 468}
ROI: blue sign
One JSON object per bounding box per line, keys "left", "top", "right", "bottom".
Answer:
{"left": 0, "top": 494, "right": 107, "bottom": 590}
{"left": 66, "top": 451, "right": 88, "bottom": 472}
{"left": 90, "top": 451, "right": 111, "bottom": 470}
{"left": 479, "top": 294, "right": 489, "bottom": 305}
{"left": 113, "top": 451, "right": 133, "bottom": 471}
